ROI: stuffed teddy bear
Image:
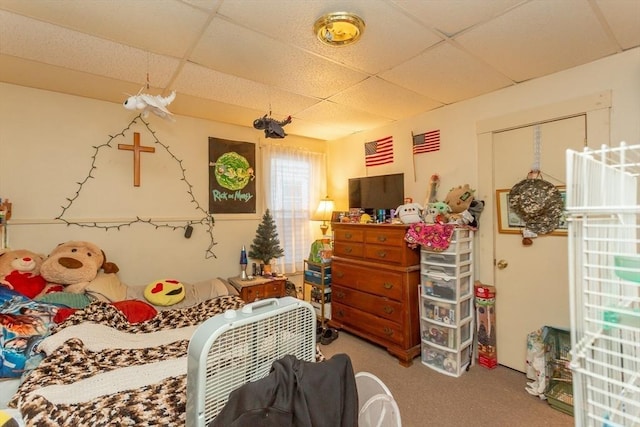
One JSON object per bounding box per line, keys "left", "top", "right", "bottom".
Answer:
{"left": 0, "top": 249, "right": 47, "bottom": 299}
{"left": 396, "top": 203, "right": 423, "bottom": 224}
{"left": 444, "top": 184, "right": 475, "bottom": 214}
{"left": 40, "top": 241, "right": 119, "bottom": 294}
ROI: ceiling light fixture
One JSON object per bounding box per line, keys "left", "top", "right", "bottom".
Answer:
{"left": 313, "top": 12, "right": 365, "bottom": 47}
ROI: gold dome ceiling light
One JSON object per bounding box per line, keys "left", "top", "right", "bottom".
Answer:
{"left": 314, "top": 12, "right": 365, "bottom": 46}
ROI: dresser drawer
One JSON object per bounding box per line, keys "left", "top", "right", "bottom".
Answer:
{"left": 334, "top": 227, "right": 365, "bottom": 243}
{"left": 365, "top": 229, "right": 405, "bottom": 246}
{"left": 263, "top": 281, "right": 285, "bottom": 298}
{"left": 332, "top": 284, "right": 403, "bottom": 323}
{"left": 333, "top": 241, "right": 364, "bottom": 258}
{"left": 332, "top": 302, "right": 404, "bottom": 346}
{"left": 332, "top": 261, "right": 403, "bottom": 301}
{"left": 364, "top": 244, "right": 405, "bottom": 264}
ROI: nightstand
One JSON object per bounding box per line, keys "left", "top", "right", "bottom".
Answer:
{"left": 228, "top": 276, "right": 286, "bottom": 303}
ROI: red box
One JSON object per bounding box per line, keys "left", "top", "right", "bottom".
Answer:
{"left": 475, "top": 282, "right": 497, "bottom": 369}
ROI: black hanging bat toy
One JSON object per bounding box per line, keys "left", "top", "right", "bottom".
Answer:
{"left": 253, "top": 114, "right": 292, "bottom": 139}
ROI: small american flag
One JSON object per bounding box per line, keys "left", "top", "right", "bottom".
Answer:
{"left": 365, "top": 136, "right": 394, "bottom": 167}
{"left": 413, "top": 129, "right": 440, "bottom": 154}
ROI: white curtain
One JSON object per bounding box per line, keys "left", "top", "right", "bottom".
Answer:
{"left": 261, "top": 144, "right": 326, "bottom": 274}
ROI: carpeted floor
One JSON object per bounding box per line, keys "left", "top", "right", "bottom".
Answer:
{"left": 320, "top": 331, "right": 574, "bottom": 427}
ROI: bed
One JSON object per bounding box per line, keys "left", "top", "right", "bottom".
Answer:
{"left": 1, "top": 277, "right": 308, "bottom": 426}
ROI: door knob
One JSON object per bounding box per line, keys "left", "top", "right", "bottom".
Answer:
{"left": 496, "top": 259, "right": 508, "bottom": 269}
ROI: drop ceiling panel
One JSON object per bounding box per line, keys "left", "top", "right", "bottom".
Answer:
{"left": 0, "top": 11, "right": 179, "bottom": 87}
{"left": 174, "top": 62, "right": 318, "bottom": 116}
{"left": 219, "top": 0, "right": 443, "bottom": 75}
{"left": 596, "top": 0, "right": 640, "bottom": 50}
{"left": 190, "top": 17, "right": 368, "bottom": 99}
{"left": 0, "top": 54, "right": 145, "bottom": 105}
{"left": 381, "top": 43, "right": 514, "bottom": 104}
{"left": 391, "top": 0, "right": 524, "bottom": 36}
{"left": 296, "top": 101, "right": 393, "bottom": 134}
{"left": 0, "top": 0, "right": 214, "bottom": 58}
{"left": 329, "top": 77, "right": 443, "bottom": 120}
{"left": 456, "top": 0, "right": 620, "bottom": 82}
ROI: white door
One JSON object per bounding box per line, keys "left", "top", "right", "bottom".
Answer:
{"left": 492, "top": 115, "right": 586, "bottom": 371}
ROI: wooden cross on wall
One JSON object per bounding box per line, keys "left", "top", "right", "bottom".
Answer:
{"left": 118, "top": 132, "right": 155, "bottom": 187}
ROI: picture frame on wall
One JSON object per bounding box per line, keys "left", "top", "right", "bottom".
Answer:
{"left": 208, "top": 137, "right": 257, "bottom": 215}
{"left": 496, "top": 187, "right": 567, "bottom": 235}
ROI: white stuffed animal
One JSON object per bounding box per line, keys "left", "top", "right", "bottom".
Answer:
{"left": 396, "top": 203, "right": 423, "bottom": 224}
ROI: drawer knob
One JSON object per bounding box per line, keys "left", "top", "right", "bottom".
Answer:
{"left": 336, "top": 271, "right": 344, "bottom": 278}
{"left": 383, "top": 327, "right": 393, "bottom": 336}
{"left": 377, "top": 235, "right": 387, "bottom": 242}
{"left": 337, "top": 309, "right": 345, "bottom": 317}
{"left": 383, "top": 306, "right": 394, "bottom": 314}
{"left": 345, "top": 233, "right": 352, "bottom": 239}
{"left": 377, "top": 251, "right": 387, "bottom": 258}
{"left": 336, "top": 291, "right": 345, "bottom": 299}
{"left": 383, "top": 282, "right": 393, "bottom": 290}
{"left": 345, "top": 247, "right": 353, "bottom": 254}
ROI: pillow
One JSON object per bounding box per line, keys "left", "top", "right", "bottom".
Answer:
{"left": 54, "top": 300, "right": 157, "bottom": 324}
{"left": 111, "top": 300, "right": 157, "bottom": 323}
{"left": 144, "top": 279, "right": 185, "bottom": 306}
{"left": 85, "top": 272, "right": 128, "bottom": 302}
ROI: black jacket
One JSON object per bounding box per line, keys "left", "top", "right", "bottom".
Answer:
{"left": 209, "top": 353, "right": 358, "bottom": 427}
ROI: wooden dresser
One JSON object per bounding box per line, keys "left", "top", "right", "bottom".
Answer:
{"left": 328, "top": 223, "right": 421, "bottom": 366}
{"left": 228, "top": 276, "right": 286, "bottom": 303}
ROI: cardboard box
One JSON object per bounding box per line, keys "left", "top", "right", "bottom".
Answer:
{"left": 475, "top": 282, "right": 497, "bottom": 369}
{"left": 311, "top": 301, "right": 331, "bottom": 320}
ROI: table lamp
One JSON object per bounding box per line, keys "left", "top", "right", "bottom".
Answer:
{"left": 312, "top": 196, "right": 335, "bottom": 236}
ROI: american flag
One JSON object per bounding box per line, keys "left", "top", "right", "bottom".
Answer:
{"left": 413, "top": 129, "right": 440, "bottom": 154}
{"left": 364, "top": 136, "right": 394, "bottom": 167}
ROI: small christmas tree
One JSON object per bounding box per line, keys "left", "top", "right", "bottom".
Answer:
{"left": 249, "top": 209, "right": 284, "bottom": 266}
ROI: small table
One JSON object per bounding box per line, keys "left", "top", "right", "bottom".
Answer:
{"left": 228, "top": 276, "right": 287, "bottom": 303}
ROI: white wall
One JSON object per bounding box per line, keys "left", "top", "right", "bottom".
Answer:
{"left": 0, "top": 84, "right": 323, "bottom": 286}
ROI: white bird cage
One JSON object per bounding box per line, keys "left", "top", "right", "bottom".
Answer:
{"left": 566, "top": 142, "right": 640, "bottom": 427}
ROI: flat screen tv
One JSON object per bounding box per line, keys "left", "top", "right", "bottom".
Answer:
{"left": 348, "top": 173, "right": 405, "bottom": 211}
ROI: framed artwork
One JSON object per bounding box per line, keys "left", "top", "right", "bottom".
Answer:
{"left": 496, "top": 187, "right": 567, "bottom": 235}
{"left": 208, "top": 137, "right": 257, "bottom": 215}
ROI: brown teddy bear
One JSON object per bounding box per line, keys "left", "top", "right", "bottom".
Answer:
{"left": 40, "top": 241, "right": 119, "bottom": 294}
{"left": 444, "top": 184, "right": 475, "bottom": 214}
{"left": 0, "top": 249, "right": 47, "bottom": 299}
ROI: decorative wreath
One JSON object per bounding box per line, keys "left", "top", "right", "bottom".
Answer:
{"left": 508, "top": 174, "right": 563, "bottom": 235}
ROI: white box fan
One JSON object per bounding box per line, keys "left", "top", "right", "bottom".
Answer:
{"left": 186, "top": 297, "right": 316, "bottom": 427}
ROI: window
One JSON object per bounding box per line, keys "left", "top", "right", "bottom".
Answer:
{"left": 261, "top": 144, "right": 326, "bottom": 273}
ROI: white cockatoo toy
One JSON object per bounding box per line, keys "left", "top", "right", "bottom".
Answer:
{"left": 123, "top": 89, "right": 176, "bottom": 121}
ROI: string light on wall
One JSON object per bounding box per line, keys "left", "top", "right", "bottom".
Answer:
{"left": 55, "top": 114, "right": 217, "bottom": 258}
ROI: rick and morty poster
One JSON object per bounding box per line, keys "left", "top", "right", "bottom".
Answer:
{"left": 208, "top": 137, "right": 256, "bottom": 214}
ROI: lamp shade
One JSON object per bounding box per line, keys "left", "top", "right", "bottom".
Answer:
{"left": 311, "top": 197, "right": 335, "bottom": 222}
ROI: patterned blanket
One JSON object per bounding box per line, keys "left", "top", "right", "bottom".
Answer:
{"left": 9, "top": 295, "right": 245, "bottom": 426}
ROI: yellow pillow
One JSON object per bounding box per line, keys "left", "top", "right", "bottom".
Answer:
{"left": 144, "top": 279, "right": 186, "bottom": 306}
